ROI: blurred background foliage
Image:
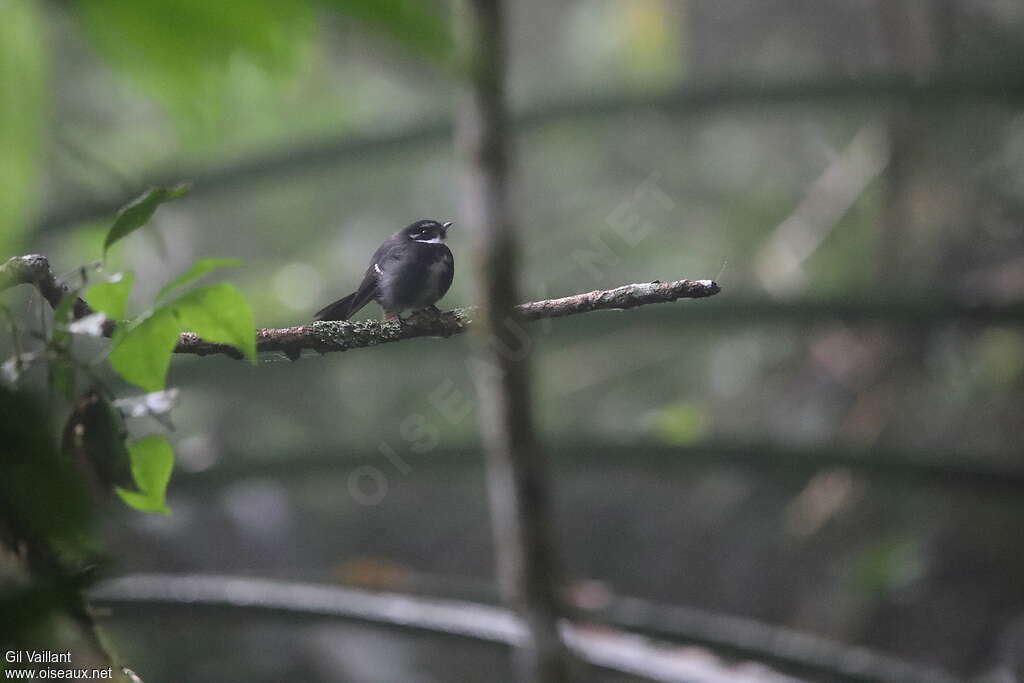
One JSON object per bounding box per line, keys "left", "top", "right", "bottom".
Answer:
{"left": 3, "top": 0, "right": 1024, "bottom": 681}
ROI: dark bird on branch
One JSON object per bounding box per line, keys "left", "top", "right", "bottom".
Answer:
{"left": 315, "top": 219, "right": 455, "bottom": 322}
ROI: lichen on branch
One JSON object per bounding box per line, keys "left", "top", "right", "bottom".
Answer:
{"left": 2, "top": 254, "right": 721, "bottom": 360}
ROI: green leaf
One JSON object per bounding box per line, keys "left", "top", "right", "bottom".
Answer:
{"left": 116, "top": 435, "right": 173, "bottom": 514}
{"left": 49, "top": 357, "right": 76, "bottom": 402}
{"left": 73, "top": 0, "right": 312, "bottom": 135}
{"left": 103, "top": 184, "right": 190, "bottom": 257}
{"left": 47, "top": 292, "right": 78, "bottom": 399}
{"left": 317, "top": 0, "right": 451, "bottom": 61}
{"left": 157, "top": 258, "right": 241, "bottom": 302}
{"left": 108, "top": 308, "right": 183, "bottom": 391}
{"left": 174, "top": 283, "right": 257, "bottom": 362}
{"left": 85, "top": 271, "right": 135, "bottom": 320}
{"left": 0, "top": 0, "right": 45, "bottom": 255}
{"left": 107, "top": 280, "right": 256, "bottom": 390}
{"left": 51, "top": 292, "right": 77, "bottom": 348}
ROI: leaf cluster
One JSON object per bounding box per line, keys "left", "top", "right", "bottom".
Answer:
{"left": 4, "top": 185, "right": 256, "bottom": 515}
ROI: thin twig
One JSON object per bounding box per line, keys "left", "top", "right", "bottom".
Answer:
{"left": 1, "top": 254, "right": 720, "bottom": 360}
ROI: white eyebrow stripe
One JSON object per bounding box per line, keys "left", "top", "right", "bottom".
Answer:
{"left": 413, "top": 236, "right": 444, "bottom": 244}
{"left": 374, "top": 263, "right": 382, "bottom": 275}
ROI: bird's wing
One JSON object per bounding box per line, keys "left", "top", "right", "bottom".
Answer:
{"left": 370, "top": 239, "right": 406, "bottom": 273}
{"left": 438, "top": 245, "right": 454, "bottom": 298}
{"left": 342, "top": 261, "right": 383, "bottom": 316}
{"left": 346, "top": 239, "right": 409, "bottom": 313}
{"left": 313, "top": 246, "right": 394, "bottom": 321}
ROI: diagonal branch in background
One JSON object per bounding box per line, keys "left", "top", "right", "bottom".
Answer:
{"left": 0, "top": 254, "right": 720, "bottom": 359}
{"left": 36, "top": 72, "right": 1024, "bottom": 235}
{"left": 168, "top": 440, "right": 1024, "bottom": 497}
{"left": 756, "top": 124, "right": 890, "bottom": 294}
{"left": 90, "top": 574, "right": 811, "bottom": 683}
{"left": 89, "top": 573, "right": 958, "bottom": 683}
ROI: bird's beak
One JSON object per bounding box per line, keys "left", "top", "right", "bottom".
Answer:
{"left": 442, "top": 221, "right": 453, "bottom": 230}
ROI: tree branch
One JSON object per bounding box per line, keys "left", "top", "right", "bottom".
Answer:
{"left": 0, "top": 254, "right": 93, "bottom": 319}
{"left": 35, "top": 71, "right": 1024, "bottom": 235}
{"left": 168, "top": 439, "right": 1024, "bottom": 497}
{"left": 1, "top": 254, "right": 720, "bottom": 360}
{"left": 90, "top": 574, "right": 811, "bottom": 683}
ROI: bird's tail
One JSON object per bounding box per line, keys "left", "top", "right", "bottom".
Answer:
{"left": 314, "top": 292, "right": 363, "bottom": 321}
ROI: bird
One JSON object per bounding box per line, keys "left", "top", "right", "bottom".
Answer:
{"left": 314, "top": 219, "right": 455, "bottom": 321}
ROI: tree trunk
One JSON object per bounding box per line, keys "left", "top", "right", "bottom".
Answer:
{"left": 453, "top": 1, "right": 572, "bottom": 680}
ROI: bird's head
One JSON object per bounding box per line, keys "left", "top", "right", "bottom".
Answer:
{"left": 403, "top": 219, "right": 452, "bottom": 244}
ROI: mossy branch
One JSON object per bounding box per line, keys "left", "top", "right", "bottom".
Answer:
{"left": 2, "top": 254, "right": 721, "bottom": 361}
